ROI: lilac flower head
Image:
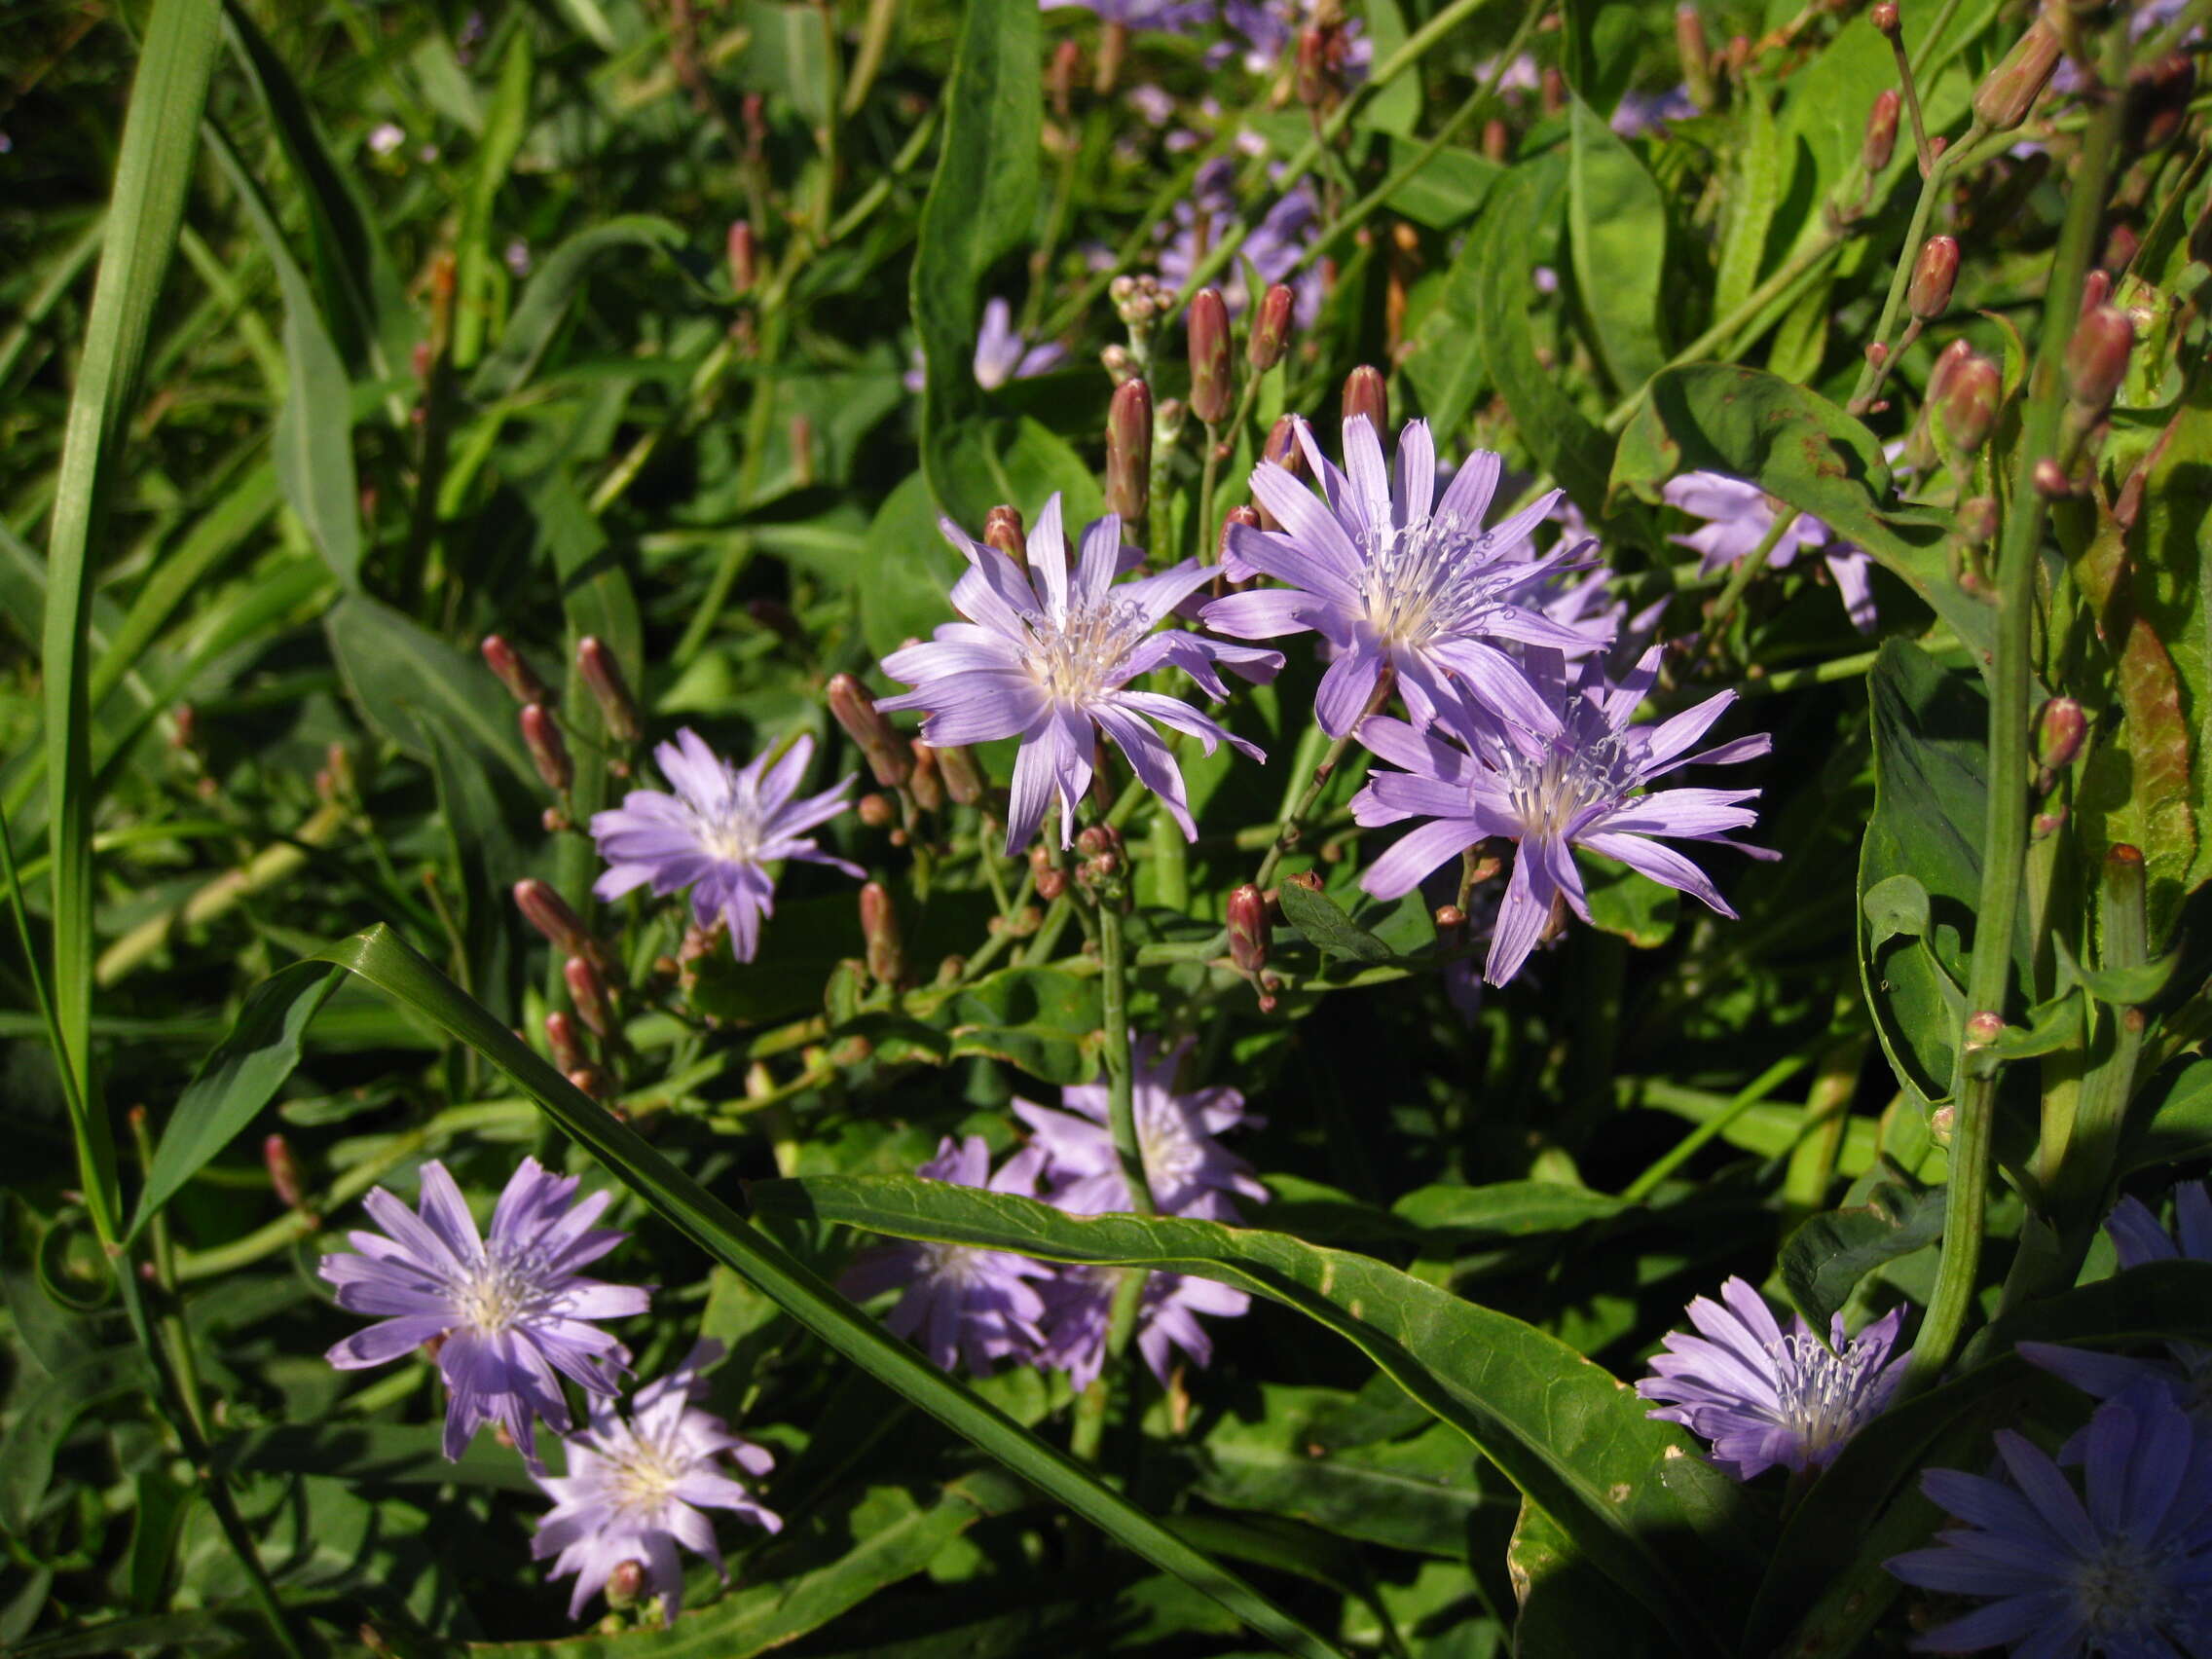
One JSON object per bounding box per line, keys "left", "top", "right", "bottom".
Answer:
{"left": 878, "top": 496, "right": 1279, "bottom": 854}
{"left": 319, "top": 1158, "right": 649, "bottom": 1469}
{"left": 1635, "top": 1277, "right": 1907, "bottom": 1481}
{"left": 1886, "top": 1385, "right": 2212, "bottom": 1655}
{"left": 532, "top": 1342, "right": 781, "bottom": 1624}
{"left": 1610, "top": 85, "right": 1698, "bottom": 137}
{"left": 1351, "top": 646, "right": 1771, "bottom": 984}
{"left": 1221, "top": 1, "right": 1370, "bottom": 79}
{"left": 1158, "top": 155, "right": 1325, "bottom": 324}
{"left": 839, "top": 1136, "right": 1057, "bottom": 1374}
{"left": 2021, "top": 1183, "right": 2212, "bottom": 1421}
{"left": 591, "top": 729, "right": 861, "bottom": 963}
{"left": 1663, "top": 471, "right": 1877, "bottom": 634}
{"left": 1043, "top": 0, "right": 1213, "bottom": 27}
{"left": 1204, "top": 418, "right": 1604, "bottom": 739}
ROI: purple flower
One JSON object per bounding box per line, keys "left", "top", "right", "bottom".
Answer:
{"left": 1610, "top": 85, "right": 1698, "bottom": 137}
{"left": 1042, "top": 0, "right": 1213, "bottom": 28}
{"left": 878, "top": 496, "right": 1279, "bottom": 854}
{"left": 532, "top": 1343, "right": 781, "bottom": 1624}
{"left": 591, "top": 729, "right": 860, "bottom": 963}
{"left": 1886, "top": 1385, "right": 2212, "bottom": 1655}
{"left": 1350, "top": 646, "right": 1770, "bottom": 985}
{"left": 1635, "top": 1277, "right": 1907, "bottom": 1481}
{"left": 1203, "top": 418, "right": 1601, "bottom": 739}
{"left": 2021, "top": 1183, "right": 2212, "bottom": 1421}
{"left": 1158, "top": 155, "right": 1325, "bottom": 325}
{"left": 318, "top": 1158, "right": 649, "bottom": 1469}
{"left": 839, "top": 1136, "right": 1057, "bottom": 1375}
{"left": 1014, "top": 1037, "right": 1267, "bottom": 1386}
{"left": 1662, "top": 471, "right": 1877, "bottom": 634}
{"left": 1221, "top": 1, "right": 1370, "bottom": 79}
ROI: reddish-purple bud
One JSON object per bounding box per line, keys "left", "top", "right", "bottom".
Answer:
{"left": 1908, "top": 237, "right": 1959, "bottom": 320}
{"left": 1220, "top": 501, "right": 1261, "bottom": 564}
{"left": 1973, "top": 19, "right": 2063, "bottom": 132}
{"left": 1871, "top": 1, "right": 1900, "bottom": 38}
{"left": 2080, "top": 270, "right": 2113, "bottom": 314}
{"left": 545, "top": 1011, "right": 587, "bottom": 1072}
{"left": 1958, "top": 496, "right": 1998, "bottom": 542}
{"left": 565, "top": 956, "right": 613, "bottom": 1039}
{"left": 1677, "top": 5, "right": 1714, "bottom": 107}
{"left": 1540, "top": 64, "right": 1567, "bottom": 116}
{"left": 1862, "top": 89, "right": 1900, "bottom": 173}
{"left": 1963, "top": 1010, "right": 2005, "bottom": 1048}
{"left": 2033, "top": 457, "right": 2073, "bottom": 498}
{"left": 264, "top": 1134, "right": 307, "bottom": 1210}
{"left": 567, "top": 1065, "right": 612, "bottom": 1101}
{"left": 827, "top": 673, "right": 912, "bottom": 790}
{"left": 481, "top": 635, "right": 553, "bottom": 705}
{"left": 2036, "top": 698, "right": 2086, "bottom": 773}
{"left": 521, "top": 704, "right": 571, "bottom": 793}
{"left": 727, "top": 220, "right": 756, "bottom": 294}
{"left": 1050, "top": 38, "right": 1082, "bottom": 118}
{"left": 1187, "top": 287, "right": 1234, "bottom": 426}
{"left": 857, "top": 792, "right": 896, "bottom": 829}
{"left": 606, "top": 1561, "right": 648, "bottom": 1609}
{"left": 1343, "top": 365, "right": 1387, "bottom": 434}
{"left": 932, "top": 743, "right": 985, "bottom": 806}
{"left": 860, "top": 882, "right": 904, "bottom": 985}
{"left": 575, "top": 637, "right": 642, "bottom": 745}
{"left": 514, "top": 879, "right": 591, "bottom": 955}
{"left": 2066, "top": 306, "right": 2133, "bottom": 413}
{"left": 1936, "top": 350, "right": 2001, "bottom": 452}
{"left": 1248, "top": 283, "right": 1295, "bottom": 373}
{"left": 1296, "top": 26, "right": 1329, "bottom": 106}
{"left": 1106, "top": 378, "right": 1153, "bottom": 524}
{"left": 1228, "top": 883, "right": 1269, "bottom": 974}
{"left": 908, "top": 741, "right": 944, "bottom": 812}
{"left": 983, "top": 504, "right": 1027, "bottom": 571}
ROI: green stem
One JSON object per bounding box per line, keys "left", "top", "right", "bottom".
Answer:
{"left": 1067, "top": 1266, "right": 1149, "bottom": 1463}
{"left": 1622, "top": 1056, "right": 1807, "bottom": 1202}
{"left": 1846, "top": 126, "right": 1981, "bottom": 414}
{"left": 1690, "top": 509, "right": 1799, "bottom": 672}
{"left": 1095, "top": 903, "right": 1154, "bottom": 1219}
{"left": 2058, "top": 850, "right": 2150, "bottom": 1218}
{"left": 1195, "top": 421, "right": 1223, "bottom": 566}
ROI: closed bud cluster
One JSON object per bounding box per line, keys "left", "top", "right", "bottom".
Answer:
{"left": 1433, "top": 903, "right": 1468, "bottom": 948}
{"left": 983, "top": 503, "right": 1027, "bottom": 571}
{"left": 861, "top": 882, "right": 904, "bottom": 985}
{"left": 1228, "top": 883, "right": 1269, "bottom": 974}
{"left": 565, "top": 956, "right": 613, "bottom": 1039}
{"left": 828, "top": 673, "right": 913, "bottom": 790}
{"left": 1862, "top": 89, "right": 1900, "bottom": 174}
{"left": 1106, "top": 378, "right": 1154, "bottom": 523}
{"left": 1870, "top": 0, "right": 1899, "bottom": 38}
{"left": 1908, "top": 237, "right": 1958, "bottom": 320}
{"left": 264, "top": 1133, "right": 308, "bottom": 1211}
{"left": 2065, "top": 307, "right": 2133, "bottom": 415}
{"left": 2033, "top": 457, "right": 2074, "bottom": 498}
{"left": 545, "top": 1011, "right": 587, "bottom": 1072}
{"left": 908, "top": 741, "right": 944, "bottom": 811}
{"left": 575, "top": 637, "right": 642, "bottom": 745}
{"left": 1187, "top": 287, "right": 1234, "bottom": 425}
{"left": 1343, "top": 364, "right": 1388, "bottom": 433}
{"left": 521, "top": 704, "right": 571, "bottom": 793}
{"left": 1109, "top": 274, "right": 1174, "bottom": 329}
{"left": 1963, "top": 1010, "right": 2005, "bottom": 1049}
{"left": 1248, "top": 283, "right": 1294, "bottom": 372}
{"left": 481, "top": 635, "right": 554, "bottom": 705}
{"left": 1030, "top": 843, "right": 1069, "bottom": 902}
{"left": 1972, "top": 19, "right": 2062, "bottom": 132}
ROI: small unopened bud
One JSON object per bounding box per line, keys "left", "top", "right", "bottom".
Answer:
{"left": 1248, "top": 283, "right": 1294, "bottom": 373}
{"left": 1106, "top": 378, "right": 1153, "bottom": 524}
{"left": 1433, "top": 903, "right": 1467, "bottom": 947}
{"left": 1101, "top": 342, "right": 1136, "bottom": 384}
{"left": 514, "top": 879, "right": 591, "bottom": 955}
{"left": 1263, "top": 414, "right": 1304, "bottom": 473}
{"left": 1956, "top": 496, "right": 1997, "bottom": 543}
{"left": 1928, "top": 1104, "right": 1955, "bottom": 1146}
{"left": 1228, "top": 883, "right": 1269, "bottom": 974}
{"left": 1035, "top": 866, "right": 1068, "bottom": 903}
{"left": 2033, "top": 457, "right": 2073, "bottom": 498}
{"left": 1972, "top": 19, "right": 2063, "bottom": 132}
{"left": 1963, "top": 1010, "right": 2005, "bottom": 1049}
{"left": 828, "top": 673, "right": 913, "bottom": 790}
{"left": 1862, "top": 89, "right": 1900, "bottom": 173}
{"left": 2033, "top": 808, "right": 2068, "bottom": 840}
{"left": 1220, "top": 502, "right": 1261, "bottom": 564}
{"left": 1864, "top": 340, "right": 1889, "bottom": 371}
{"left": 1075, "top": 823, "right": 1122, "bottom": 860}
{"left": 264, "top": 1134, "right": 307, "bottom": 1210}
{"left": 931, "top": 743, "right": 985, "bottom": 806}
{"left": 908, "top": 741, "right": 943, "bottom": 812}
{"left": 857, "top": 793, "right": 896, "bottom": 829}
{"left": 1936, "top": 350, "right": 2001, "bottom": 452}
{"left": 1677, "top": 5, "right": 1714, "bottom": 107}
{"left": 170, "top": 703, "right": 199, "bottom": 751}
{"left": 607, "top": 1560, "right": 648, "bottom": 1609}
{"left": 521, "top": 704, "right": 571, "bottom": 793}
{"left": 1186, "top": 287, "right": 1233, "bottom": 425}
{"left": 860, "top": 881, "right": 904, "bottom": 985}
{"left": 2036, "top": 697, "right": 2085, "bottom": 772}
{"left": 1540, "top": 64, "right": 1567, "bottom": 116}
{"left": 2065, "top": 306, "right": 2133, "bottom": 414}
{"left": 565, "top": 956, "right": 613, "bottom": 1039}
{"left": 567, "top": 1065, "right": 612, "bottom": 1100}
{"left": 481, "top": 635, "right": 553, "bottom": 705}
{"left": 575, "top": 637, "right": 642, "bottom": 745}
{"left": 1871, "top": 1, "right": 1900, "bottom": 38}
{"left": 1343, "top": 365, "right": 1387, "bottom": 434}
{"left": 2080, "top": 270, "right": 2112, "bottom": 315}
{"left": 983, "top": 504, "right": 1027, "bottom": 571}
{"left": 727, "top": 220, "right": 756, "bottom": 294}
{"left": 1908, "top": 237, "right": 1959, "bottom": 320}
{"left": 1050, "top": 38, "right": 1082, "bottom": 118}
{"left": 545, "top": 1011, "right": 587, "bottom": 1072}
{"left": 1296, "top": 26, "right": 1329, "bottom": 106}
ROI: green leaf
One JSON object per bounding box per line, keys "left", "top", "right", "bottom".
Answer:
{"left": 1609, "top": 364, "right": 1994, "bottom": 663}
{"left": 10, "top": 1613, "right": 252, "bottom": 1657}
{"left": 1779, "top": 1177, "right": 1945, "bottom": 1327}
{"left": 1378, "top": 138, "right": 1500, "bottom": 231}
{"left": 0, "top": 1346, "right": 153, "bottom": 1534}
{"left": 1402, "top": 229, "right": 1491, "bottom": 439}
{"left": 946, "top": 965, "right": 1103, "bottom": 1086}
{"left": 469, "top": 215, "right": 690, "bottom": 401}
{"left": 210, "top": 1422, "right": 541, "bottom": 1493}
{"left": 1509, "top": 1498, "right": 1672, "bottom": 1658}
{"left": 1567, "top": 96, "right": 1668, "bottom": 391}
{"left": 1581, "top": 851, "right": 1681, "bottom": 948}
{"left": 752, "top": 1173, "right": 1758, "bottom": 1655}
{"left": 1276, "top": 881, "right": 1393, "bottom": 964}
{"left": 453, "top": 29, "right": 534, "bottom": 370}
{"left": 129, "top": 962, "right": 345, "bottom": 1238}
{"left": 729, "top": 0, "right": 834, "bottom": 127}
{"left": 2123, "top": 1058, "right": 2212, "bottom": 1172}
{"left": 1861, "top": 872, "right": 1932, "bottom": 943}
{"left": 1712, "top": 85, "right": 1784, "bottom": 321}
{"left": 325, "top": 592, "right": 536, "bottom": 786}
{"left": 1391, "top": 1180, "right": 1625, "bottom": 1238}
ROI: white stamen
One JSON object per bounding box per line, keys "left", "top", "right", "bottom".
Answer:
{"left": 1021, "top": 599, "right": 1150, "bottom": 706}
{"left": 1770, "top": 1329, "right": 1891, "bottom": 1460}
{"left": 1356, "top": 511, "right": 1515, "bottom": 648}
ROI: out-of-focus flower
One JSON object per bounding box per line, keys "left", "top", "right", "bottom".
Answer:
{"left": 879, "top": 497, "right": 1279, "bottom": 854}
{"left": 839, "top": 1136, "right": 1057, "bottom": 1375}
{"left": 2021, "top": 1183, "right": 2212, "bottom": 1420}
{"left": 532, "top": 1343, "right": 781, "bottom": 1624}
{"left": 1493, "top": 494, "right": 1661, "bottom": 661}
{"left": 1042, "top": 0, "right": 1214, "bottom": 27}
{"left": 1203, "top": 417, "right": 1601, "bottom": 739}
{"left": 1158, "top": 155, "right": 1325, "bottom": 324}
{"left": 1475, "top": 52, "right": 1541, "bottom": 94}
{"left": 1662, "top": 471, "right": 1878, "bottom": 633}
{"left": 367, "top": 122, "right": 406, "bottom": 156}
{"left": 1636, "top": 1276, "right": 1906, "bottom": 1481}
{"left": 1014, "top": 1037, "right": 1267, "bottom": 1386}
{"left": 1610, "top": 85, "right": 1698, "bottom": 136}
{"left": 1351, "top": 646, "right": 1770, "bottom": 984}
{"left": 319, "top": 1158, "right": 648, "bottom": 1469}
{"left": 591, "top": 730, "right": 860, "bottom": 963}
{"left": 1885, "top": 1386, "right": 2212, "bottom": 1655}
{"left": 1222, "top": 1, "right": 1370, "bottom": 79}
{"left": 904, "top": 297, "right": 1068, "bottom": 393}
{"left": 1127, "top": 82, "right": 1178, "bottom": 126}
{"left": 504, "top": 239, "right": 534, "bottom": 277}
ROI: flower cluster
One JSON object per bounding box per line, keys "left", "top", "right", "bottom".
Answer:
{"left": 845, "top": 1038, "right": 1265, "bottom": 1386}
{"left": 1662, "top": 471, "right": 1878, "bottom": 634}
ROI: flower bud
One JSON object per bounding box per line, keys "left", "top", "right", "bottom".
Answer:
{"left": 727, "top": 220, "right": 756, "bottom": 295}
{"left": 2080, "top": 269, "right": 2112, "bottom": 315}
{"left": 1050, "top": 38, "right": 1082, "bottom": 119}
{"left": 1106, "top": 377, "right": 1153, "bottom": 524}
{"left": 1871, "top": 1, "right": 1900, "bottom": 38}
{"left": 1263, "top": 413, "right": 1304, "bottom": 474}
{"left": 2035, "top": 697, "right": 2085, "bottom": 772}
{"left": 2033, "top": 807, "right": 2067, "bottom": 840}
{"left": 1972, "top": 19, "right": 2062, "bottom": 132}
{"left": 1220, "top": 501, "right": 1261, "bottom": 563}
{"left": 575, "top": 637, "right": 642, "bottom": 744}
{"left": 1101, "top": 342, "right": 1136, "bottom": 384}
{"left": 1677, "top": 4, "right": 1714, "bottom": 107}
{"left": 481, "top": 635, "right": 553, "bottom": 705}
{"left": 514, "top": 879, "right": 591, "bottom": 955}
{"left": 606, "top": 1561, "right": 648, "bottom": 1610}
{"left": 931, "top": 743, "right": 986, "bottom": 806}
{"left": 1228, "top": 883, "right": 1269, "bottom": 974}
{"left": 1928, "top": 1104, "right": 1956, "bottom": 1146}
{"left": 1936, "top": 350, "right": 2001, "bottom": 452}
{"left": 567, "top": 1065, "right": 612, "bottom": 1101}
{"left": 1540, "top": 64, "right": 1567, "bottom": 117}
{"left": 1248, "top": 283, "right": 1295, "bottom": 373}
{"left": 1343, "top": 365, "right": 1387, "bottom": 434}
{"left": 1296, "top": 26, "right": 1329, "bottom": 107}
{"left": 828, "top": 673, "right": 913, "bottom": 791}
{"left": 2065, "top": 306, "right": 2133, "bottom": 414}
{"left": 1908, "top": 237, "right": 1958, "bottom": 320}
{"left": 1074, "top": 823, "right": 1122, "bottom": 860}
{"left": 264, "top": 1134, "right": 307, "bottom": 1210}
{"left": 1433, "top": 903, "right": 1468, "bottom": 947}
{"left": 520, "top": 704, "right": 571, "bottom": 793}
{"left": 983, "top": 503, "right": 1027, "bottom": 571}
{"left": 1958, "top": 496, "right": 1997, "bottom": 542}
{"left": 1963, "top": 1010, "right": 2005, "bottom": 1049}
{"left": 545, "top": 1011, "right": 587, "bottom": 1072}
{"left": 1187, "top": 287, "right": 1234, "bottom": 426}
{"left": 857, "top": 792, "right": 896, "bottom": 829}
{"left": 565, "top": 956, "right": 613, "bottom": 1039}
{"left": 861, "top": 882, "right": 904, "bottom": 985}
{"left": 1862, "top": 89, "right": 1900, "bottom": 174}
{"left": 908, "top": 741, "right": 944, "bottom": 811}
